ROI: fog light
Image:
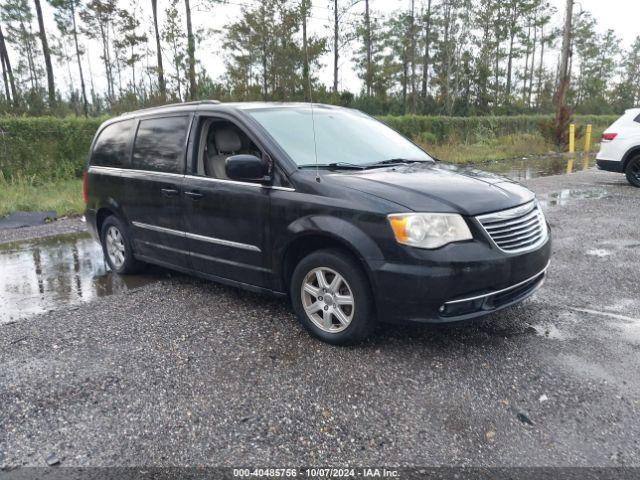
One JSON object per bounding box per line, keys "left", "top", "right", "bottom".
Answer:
{"left": 440, "top": 298, "right": 486, "bottom": 317}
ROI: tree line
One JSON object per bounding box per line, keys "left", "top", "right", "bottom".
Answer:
{"left": 0, "top": 0, "right": 638, "bottom": 118}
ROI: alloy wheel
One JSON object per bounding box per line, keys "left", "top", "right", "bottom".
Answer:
{"left": 301, "top": 267, "right": 355, "bottom": 333}
{"left": 630, "top": 158, "right": 640, "bottom": 181}
{"left": 105, "top": 225, "right": 126, "bottom": 269}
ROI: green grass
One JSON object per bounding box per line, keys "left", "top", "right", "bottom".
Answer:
{"left": 0, "top": 174, "right": 84, "bottom": 217}
{"left": 421, "top": 133, "right": 558, "bottom": 164}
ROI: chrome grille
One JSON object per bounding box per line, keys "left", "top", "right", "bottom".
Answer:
{"left": 476, "top": 201, "right": 547, "bottom": 253}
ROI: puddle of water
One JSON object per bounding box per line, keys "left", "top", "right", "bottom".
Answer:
{"left": 537, "top": 188, "right": 609, "bottom": 208}
{"left": 615, "top": 319, "right": 640, "bottom": 344}
{"left": 585, "top": 248, "right": 612, "bottom": 258}
{"left": 479, "top": 153, "right": 595, "bottom": 181}
{"left": 530, "top": 323, "right": 568, "bottom": 340}
{"left": 0, "top": 233, "right": 160, "bottom": 324}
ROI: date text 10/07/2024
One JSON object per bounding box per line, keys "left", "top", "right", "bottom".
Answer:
{"left": 232, "top": 468, "right": 400, "bottom": 478}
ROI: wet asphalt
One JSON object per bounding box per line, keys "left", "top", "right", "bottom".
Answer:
{"left": 0, "top": 168, "right": 639, "bottom": 468}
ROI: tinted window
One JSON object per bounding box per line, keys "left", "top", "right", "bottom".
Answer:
{"left": 635, "top": 113, "right": 640, "bottom": 124}
{"left": 132, "top": 116, "right": 190, "bottom": 173}
{"left": 91, "top": 120, "right": 135, "bottom": 167}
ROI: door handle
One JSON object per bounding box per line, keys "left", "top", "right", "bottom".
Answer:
{"left": 161, "top": 188, "right": 179, "bottom": 197}
{"left": 184, "top": 190, "right": 204, "bottom": 200}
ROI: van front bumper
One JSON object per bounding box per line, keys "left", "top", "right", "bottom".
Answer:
{"left": 369, "top": 235, "right": 552, "bottom": 325}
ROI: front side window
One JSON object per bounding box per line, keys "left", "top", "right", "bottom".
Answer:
{"left": 246, "top": 107, "right": 433, "bottom": 167}
{"left": 195, "top": 118, "right": 262, "bottom": 179}
{"left": 91, "top": 119, "right": 135, "bottom": 167}
{"left": 132, "top": 116, "right": 190, "bottom": 174}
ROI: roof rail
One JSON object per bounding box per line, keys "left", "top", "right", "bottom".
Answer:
{"left": 120, "top": 100, "right": 221, "bottom": 117}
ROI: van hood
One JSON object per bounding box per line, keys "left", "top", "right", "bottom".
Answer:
{"left": 325, "top": 162, "right": 534, "bottom": 216}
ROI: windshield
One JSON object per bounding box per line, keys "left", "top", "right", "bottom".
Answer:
{"left": 246, "top": 106, "right": 433, "bottom": 167}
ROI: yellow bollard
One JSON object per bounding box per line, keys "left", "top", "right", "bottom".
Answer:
{"left": 566, "top": 157, "right": 574, "bottom": 174}
{"left": 569, "top": 124, "right": 575, "bottom": 155}
{"left": 584, "top": 124, "right": 592, "bottom": 153}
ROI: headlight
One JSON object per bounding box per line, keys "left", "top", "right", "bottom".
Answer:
{"left": 387, "top": 213, "right": 473, "bottom": 249}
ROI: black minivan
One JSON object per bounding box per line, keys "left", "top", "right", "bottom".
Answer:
{"left": 85, "top": 101, "right": 551, "bottom": 344}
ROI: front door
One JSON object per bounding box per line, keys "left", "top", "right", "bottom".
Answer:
{"left": 182, "top": 117, "right": 271, "bottom": 288}
{"left": 121, "top": 114, "right": 192, "bottom": 269}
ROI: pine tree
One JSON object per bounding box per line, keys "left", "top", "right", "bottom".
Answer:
{"left": 151, "top": 0, "right": 166, "bottom": 101}
{"left": 619, "top": 37, "right": 640, "bottom": 107}
{"left": 163, "top": 0, "right": 187, "bottom": 101}
{"left": 184, "top": 0, "right": 196, "bottom": 99}
{"left": 1, "top": 0, "right": 43, "bottom": 94}
{"left": 80, "top": 0, "right": 118, "bottom": 104}
{"left": 353, "top": 3, "right": 385, "bottom": 98}
{"left": 48, "top": 0, "right": 88, "bottom": 115}
{"left": 222, "top": 0, "right": 324, "bottom": 101}
{"left": 0, "top": 23, "right": 18, "bottom": 105}
{"left": 33, "top": 0, "right": 55, "bottom": 107}
{"left": 114, "top": 8, "right": 147, "bottom": 97}
{"left": 420, "top": 0, "right": 433, "bottom": 100}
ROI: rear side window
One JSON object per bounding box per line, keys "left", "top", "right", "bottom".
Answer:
{"left": 132, "top": 116, "right": 190, "bottom": 174}
{"left": 91, "top": 120, "right": 135, "bottom": 167}
{"left": 635, "top": 113, "right": 640, "bottom": 124}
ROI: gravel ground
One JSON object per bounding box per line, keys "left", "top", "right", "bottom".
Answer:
{"left": 0, "top": 216, "right": 86, "bottom": 245}
{"left": 1, "top": 169, "right": 639, "bottom": 468}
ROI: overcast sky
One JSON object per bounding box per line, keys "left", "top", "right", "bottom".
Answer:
{"left": 25, "top": 0, "right": 640, "bottom": 96}
{"left": 570, "top": 0, "right": 639, "bottom": 46}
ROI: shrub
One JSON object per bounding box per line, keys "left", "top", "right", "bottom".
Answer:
{"left": 0, "top": 114, "right": 619, "bottom": 182}
{"left": 379, "top": 114, "right": 617, "bottom": 146}
{"left": 0, "top": 116, "right": 104, "bottom": 181}
{"left": 416, "top": 131, "right": 438, "bottom": 146}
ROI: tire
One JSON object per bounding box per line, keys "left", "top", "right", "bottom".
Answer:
{"left": 100, "top": 215, "right": 144, "bottom": 274}
{"left": 290, "top": 249, "right": 375, "bottom": 345}
{"left": 625, "top": 155, "right": 640, "bottom": 188}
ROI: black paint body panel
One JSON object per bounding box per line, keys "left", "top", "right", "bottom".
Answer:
{"left": 85, "top": 103, "right": 552, "bottom": 325}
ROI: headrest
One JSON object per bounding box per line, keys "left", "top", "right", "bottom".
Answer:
{"left": 215, "top": 128, "right": 242, "bottom": 153}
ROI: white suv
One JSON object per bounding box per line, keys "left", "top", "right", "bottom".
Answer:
{"left": 597, "top": 108, "right": 640, "bottom": 187}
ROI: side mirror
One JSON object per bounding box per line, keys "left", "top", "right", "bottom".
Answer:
{"left": 225, "top": 154, "right": 270, "bottom": 182}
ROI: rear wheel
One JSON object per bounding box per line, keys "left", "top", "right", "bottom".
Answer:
{"left": 625, "top": 155, "right": 640, "bottom": 187}
{"left": 100, "top": 216, "right": 143, "bottom": 274}
{"left": 290, "top": 249, "right": 375, "bottom": 345}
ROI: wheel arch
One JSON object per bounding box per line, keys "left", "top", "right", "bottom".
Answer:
{"left": 95, "top": 207, "right": 116, "bottom": 237}
{"left": 279, "top": 224, "right": 381, "bottom": 296}
{"left": 95, "top": 199, "right": 129, "bottom": 238}
{"left": 622, "top": 146, "right": 640, "bottom": 170}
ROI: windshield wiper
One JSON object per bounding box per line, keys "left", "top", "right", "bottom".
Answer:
{"left": 298, "top": 162, "right": 365, "bottom": 170}
{"left": 364, "top": 158, "right": 429, "bottom": 169}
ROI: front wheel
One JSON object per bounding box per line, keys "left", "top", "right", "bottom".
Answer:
{"left": 625, "top": 155, "right": 640, "bottom": 187}
{"left": 100, "top": 216, "right": 143, "bottom": 274}
{"left": 290, "top": 249, "right": 375, "bottom": 345}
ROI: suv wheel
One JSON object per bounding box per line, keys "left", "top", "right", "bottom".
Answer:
{"left": 625, "top": 155, "right": 640, "bottom": 187}
{"left": 290, "top": 249, "right": 375, "bottom": 345}
{"left": 100, "top": 216, "right": 143, "bottom": 274}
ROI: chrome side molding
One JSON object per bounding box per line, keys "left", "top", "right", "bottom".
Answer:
{"left": 136, "top": 239, "right": 269, "bottom": 271}
{"left": 88, "top": 166, "right": 295, "bottom": 192}
{"left": 131, "top": 221, "right": 261, "bottom": 252}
